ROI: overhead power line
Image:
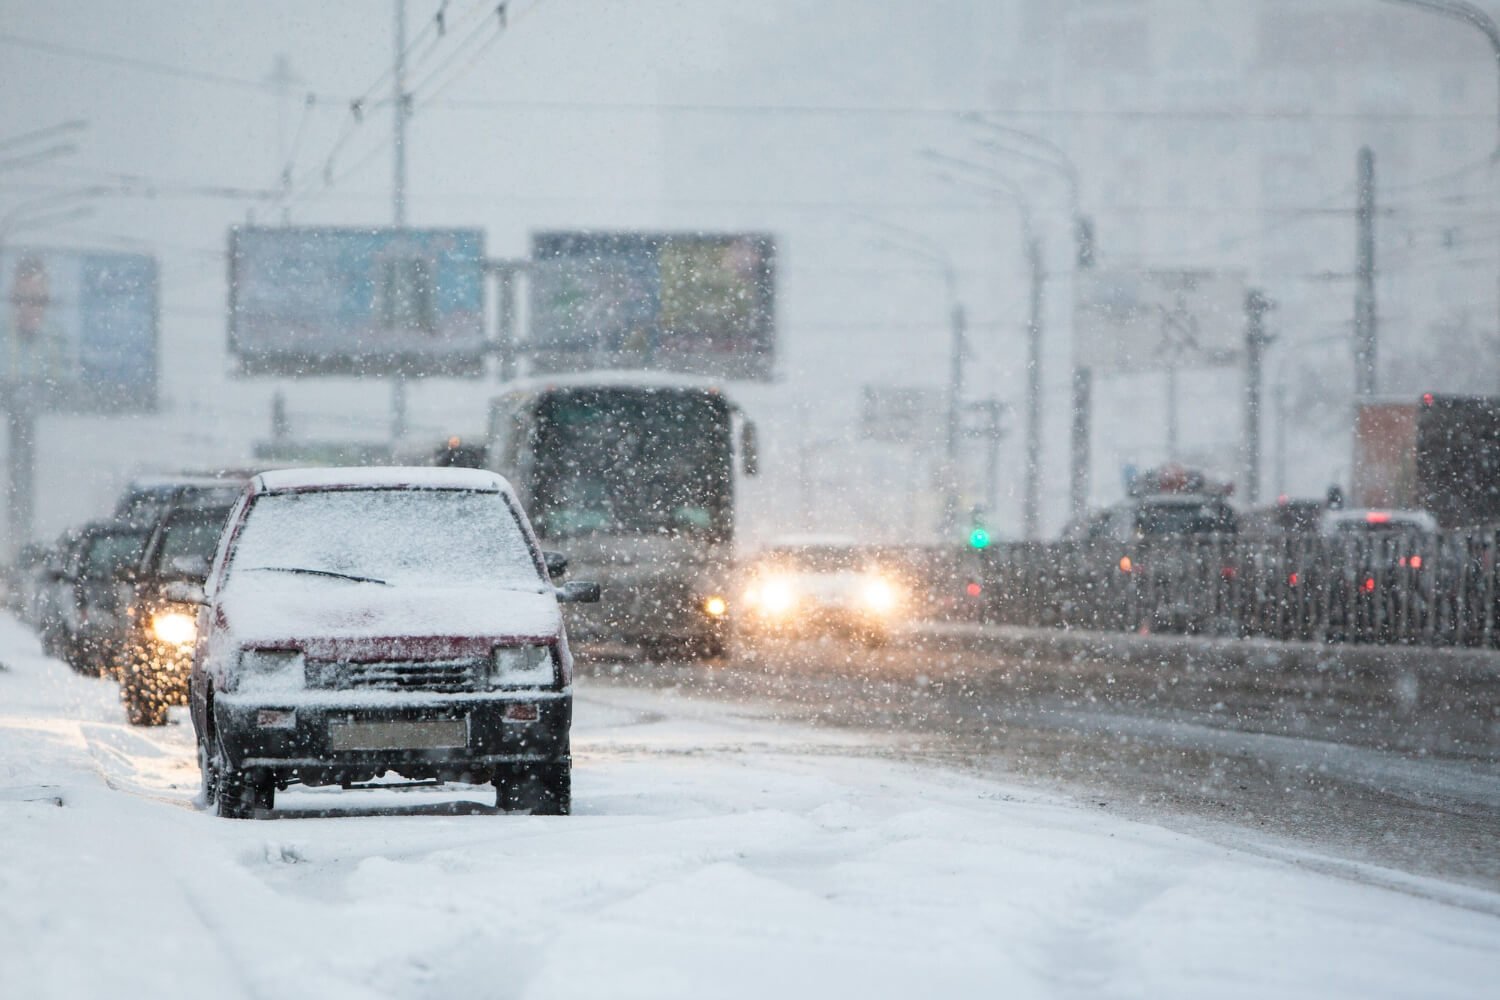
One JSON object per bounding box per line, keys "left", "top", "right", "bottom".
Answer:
{"left": 0, "top": 31, "right": 341, "bottom": 101}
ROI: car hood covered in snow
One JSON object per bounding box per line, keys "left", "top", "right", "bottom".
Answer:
{"left": 214, "top": 576, "right": 563, "bottom": 652}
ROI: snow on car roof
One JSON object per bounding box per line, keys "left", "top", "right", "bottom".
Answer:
{"left": 253, "top": 466, "right": 512, "bottom": 494}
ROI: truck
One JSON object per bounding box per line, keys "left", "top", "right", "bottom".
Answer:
{"left": 484, "top": 373, "right": 758, "bottom": 657}
{"left": 1353, "top": 395, "right": 1500, "bottom": 529}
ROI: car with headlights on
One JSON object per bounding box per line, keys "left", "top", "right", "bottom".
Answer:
{"left": 118, "top": 498, "right": 239, "bottom": 725}
{"left": 736, "top": 538, "right": 906, "bottom": 646}
{"left": 188, "top": 467, "right": 598, "bottom": 819}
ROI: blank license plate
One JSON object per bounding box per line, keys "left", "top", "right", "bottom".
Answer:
{"left": 328, "top": 719, "right": 468, "bottom": 751}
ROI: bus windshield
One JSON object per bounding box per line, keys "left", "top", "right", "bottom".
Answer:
{"left": 532, "top": 389, "right": 732, "bottom": 541}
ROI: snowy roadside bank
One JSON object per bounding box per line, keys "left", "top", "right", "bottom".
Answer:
{"left": 2, "top": 613, "right": 1499, "bottom": 999}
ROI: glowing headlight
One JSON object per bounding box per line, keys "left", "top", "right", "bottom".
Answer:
{"left": 237, "top": 649, "right": 305, "bottom": 693}
{"left": 860, "top": 576, "right": 899, "bottom": 615}
{"left": 703, "top": 595, "right": 728, "bottom": 618}
{"left": 491, "top": 644, "right": 555, "bottom": 687}
{"left": 757, "top": 576, "right": 798, "bottom": 616}
{"left": 150, "top": 610, "right": 197, "bottom": 647}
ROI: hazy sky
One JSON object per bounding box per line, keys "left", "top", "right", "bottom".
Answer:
{"left": 3, "top": 1, "right": 1496, "bottom": 541}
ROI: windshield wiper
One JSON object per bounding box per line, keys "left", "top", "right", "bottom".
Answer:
{"left": 244, "top": 566, "right": 389, "bottom": 585}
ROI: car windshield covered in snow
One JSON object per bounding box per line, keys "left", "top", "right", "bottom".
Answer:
{"left": 226, "top": 488, "right": 540, "bottom": 589}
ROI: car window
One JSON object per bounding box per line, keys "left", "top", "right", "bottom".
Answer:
{"left": 157, "top": 509, "right": 234, "bottom": 570}
{"left": 226, "top": 488, "right": 540, "bottom": 588}
{"left": 81, "top": 532, "right": 147, "bottom": 578}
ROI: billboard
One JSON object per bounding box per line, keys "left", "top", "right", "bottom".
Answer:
{"left": 228, "top": 227, "right": 486, "bottom": 377}
{"left": 1074, "top": 270, "right": 1244, "bottom": 374}
{"left": 0, "top": 247, "right": 157, "bottom": 413}
{"left": 528, "top": 231, "right": 775, "bottom": 380}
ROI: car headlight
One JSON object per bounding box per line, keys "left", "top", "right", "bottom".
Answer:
{"left": 860, "top": 575, "right": 899, "bottom": 615}
{"left": 237, "top": 649, "right": 306, "bottom": 693}
{"left": 756, "top": 575, "right": 798, "bottom": 616}
{"left": 491, "top": 644, "right": 555, "bottom": 687}
{"left": 150, "top": 609, "right": 197, "bottom": 647}
{"left": 703, "top": 595, "right": 728, "bottom": 618}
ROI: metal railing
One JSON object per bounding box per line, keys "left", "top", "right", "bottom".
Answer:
{"left": 975, "top": 529, "right": 1500, "bottom": 648}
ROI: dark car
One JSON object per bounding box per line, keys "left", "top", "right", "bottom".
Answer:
{"left": 112, "top": 474, "right": 247, "bottom": 526}
{"left": 189, "top": 467, "right": 599, "bottom": 819}
{"left": 118, "top": 500, "right": 239, "bottom": 725}
{"left": 53, "top": 520, "right": 152, "bottom": 676}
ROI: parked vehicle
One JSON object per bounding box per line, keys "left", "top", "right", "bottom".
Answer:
{"left": 53, "top": 520, "right": 152, "bottom": 676}
{"left": 189, "top": 467, "right": 598, "bottom": 818}
{"left": 1319, "top": 507, "right": 1439, "bottom": 642}
{"left": 118, "top": 499, "right": 239, "bottom": 725}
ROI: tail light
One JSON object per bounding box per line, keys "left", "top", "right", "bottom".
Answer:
{"left": 1362, "top": 577, "right": 1377, "bottom": 593}
{"left": 1118, "top": 556, "right": 1133, "bottom": 574}
{"left": 1399, "top": 555, "right": 1423, "bottom": 569}
{"left": 965, "top": 582, "right": 983, "bottom": 598}
{"left": 1220, "top": 565, "right": 1237, "bottom": 580}
{"left": 1287, "top": 573, "right": 1299, "bottom": 587}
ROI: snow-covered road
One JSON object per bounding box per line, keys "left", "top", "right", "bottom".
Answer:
{"left": 1, "top": 613, "right": 1497, "bottom": 999}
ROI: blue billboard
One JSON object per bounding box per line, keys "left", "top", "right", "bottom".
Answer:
{"left": 0, "top": 247, "right": 158, "bottom": 413}
{"left": 228, "top": 227, "right": 486, "bottom": 377}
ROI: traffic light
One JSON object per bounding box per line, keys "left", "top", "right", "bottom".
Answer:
{"left": 967, "top": 507, "right": 991, "bottom": 549}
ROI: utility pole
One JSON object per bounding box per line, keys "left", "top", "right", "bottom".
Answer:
{"left": 1023, "top": 236, "right": 1044, "bottom": 541}
{"left": 390, "top": 0, "right": 410, "bottom": 441}
{"left": 943, "top": 299, "right": 967, "bottom": 539}
{"left": 1355, "top": 146, "right": 1377, "bottom": 398}
{"left": 1070, "top": 366, "right": 1091, "bottom": 519}
{"left": 1243, "top": 289, "right": 1274, "bottom": 505}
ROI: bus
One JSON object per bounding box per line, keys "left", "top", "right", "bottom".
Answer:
{"left": 485, "top": 374, "right": 758, "bottom": 656}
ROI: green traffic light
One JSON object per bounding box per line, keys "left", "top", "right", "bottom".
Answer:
{"left": 968, "top": 527, "right": 991, "bottom": 549}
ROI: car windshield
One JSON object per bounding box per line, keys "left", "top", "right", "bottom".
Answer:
{"left": 81, "top": 531, "right": 147, "bottom": 578}
{"left": 157, "top": 509, "right": 233, "bottom": 572}
{"left": 1137, "top": 502, "right": 1236, "bottom": 536}
{"left": 533, "top": 391, "right": 731, "bottom": 540}
{"left": 226, "top": 488, "right": 539, "bottom": 588}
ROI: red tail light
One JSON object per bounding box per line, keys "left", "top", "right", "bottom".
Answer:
{"left": 1119, "top": 556, "right": 1133, "bottom": 574}
{"left": 1288, "top": 573, "right": 1299, "bottom": 587}
{"left": 1362, "top": 577, "right": 1376, "bottom": 592}
{"left": 965, "top": 582, "right": 982, "bottom": 598}
{"left": 1220, "top": 565, "right": 1237, "bottom": 580}
{"left": 1400, "top": 555, "right": 1422, "bottom": 569}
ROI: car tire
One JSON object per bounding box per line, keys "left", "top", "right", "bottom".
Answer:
{"left": 217, "top": 766, "right": 273, "bottom": 819}
{"left": 496, "top": 762, "right": 570, "bottom": 816}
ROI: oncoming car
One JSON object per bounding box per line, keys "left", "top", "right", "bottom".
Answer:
{"left": 188, "top": 467, "right": 599, "bottom": 819}
{"left": 737, "top": 539, "right": 906, "bottom": 646}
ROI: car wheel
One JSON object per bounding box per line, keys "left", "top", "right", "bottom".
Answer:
{"left": 197, "top": 736, "right": 219, "bottom": 806}
{"left": 217, "top": 766, "right": 273, "bottom": 819}
{"left": 496, "top": 762, "right": 571, "bottom": 816}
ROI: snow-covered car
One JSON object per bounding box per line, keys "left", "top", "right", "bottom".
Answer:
{"left": 188, "top": 467, "right": 599, "bottom": 819}
{"left": 736, "top": 538, "right": 906, "bottom": 646}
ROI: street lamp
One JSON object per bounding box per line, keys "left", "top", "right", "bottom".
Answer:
{"left": 1376, "top": 0, "right": 1500, "bottom": 156}
{"left": 921, "top": 149, "right": 1047, "bottom": 541}
{"left": 856, "top": 214, "right": 968, "bottom": 540}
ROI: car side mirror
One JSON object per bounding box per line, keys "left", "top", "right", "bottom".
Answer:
{"left": 168, "top": 554, "right": 211, "bottom": 580}
{"left": 740, "top": 421, "right": 759, "bottom": 477}
{"left": 542, "top": 550, "right": 568, "bottom": 582}
{"left": 556, "top": 580, "right": 601, "bottom": 604}
{"left": 162, "top": 579, "right": 206, "bottom": 605}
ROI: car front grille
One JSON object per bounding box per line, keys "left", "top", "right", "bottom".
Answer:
{"left": 308, "top": 658, "right": 487, "bottom": 693}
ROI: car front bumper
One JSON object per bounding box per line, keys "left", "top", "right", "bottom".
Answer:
{"left": 213, "top": 689, "right": 572, "bottom": 786}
